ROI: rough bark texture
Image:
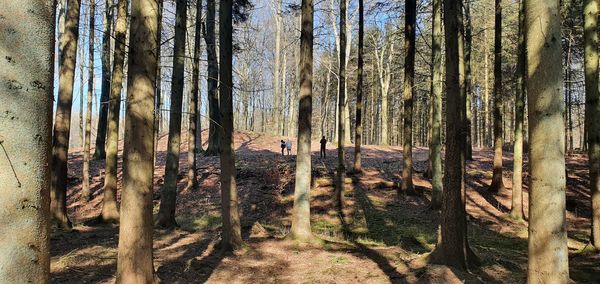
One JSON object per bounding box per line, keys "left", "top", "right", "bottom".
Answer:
{"left": 336, "top": 0, "right": 347, "bottom": 212}
{"left": 101, "top": 0, "right": 128, "bottom": 223}
{"left": 430, "top": 0, "right": 478, "bottom": 269}
{"left": 430, "top": 0, "right": 443, "bottom": 210}
{"left": 156, "top": 0, "right": 188, "bottom": 228}
{"left": 490, "top": 0, "right": 505, "bottom": 193}
{"left": 510, "top": 0, "right": 526, "bottom": 221}
{"left": 187, "top": 0, "right": 203, "bottom": 192}
{"left": 402, "top": 0, "right": 416, "bottom": 194}
{"left": 353, "top": 0, "right": 364, "bottom": 172}
{"left": 0, "top": 1, "right": 54, "bottom": 281}
{"left": 290, "top": 0, "right": 315, "bottom": 241}
{"left": 205, "top": 0, "right": 221, "bottom": 156}
{"left": 219, "top": 0, "right": 244, "bottom": 251}
{"left": 526, "top": 0, "right": 569, "bottom": 281}
{"left": 82, "top": 0, "right": 95, "bottom": 202}
{"left": 51, "top": 0, "right": 81, "bottom": 230}
{"left": 464, "top": 0, "right": 473, "bottom": 160}
{"left": 94, "top": 0, "right": 114, "bottom": 160}
{"left": 115, "top": 0, "right": 158, "bottom": 281}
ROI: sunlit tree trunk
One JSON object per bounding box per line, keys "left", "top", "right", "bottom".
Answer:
{"left": 115, "top": 0, "right": 158, "bottom": 281}
{"left": 464, "top": 0, "right": 473, "bottom": 160}
{"left": 402, "top": 0, "right": 416, "bottom": 194}
{"left": 353, "top": 0, "right": 364, "bottom": 172}
{"left": 0, "top": 1, "right": 54, "bottom": 281}
{"left": 429, "top": 0, "right": 443, "bottom": 210}
{"left": 187, "top": 0, "right": 203, "bottom": 192}
{"left": 336, "top": 0, "right": 347, "bottom": 211}
{"left": 94, "top": 0, "right": 114, "bottom": 159}
{"left": 490, "top": 0, "right": 506, "bottom": 193}
{"left": 273, "top": 0, "right": 283, "bottom": 135}
{"left": 82, "top": 0, "right": 95, "bottom": 202}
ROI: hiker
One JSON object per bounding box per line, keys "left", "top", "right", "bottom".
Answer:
{"left": 286, "top": 140, "right": 292, "bottom": 155}
{"left": 320, "top": 136, "right": 327, "bottom": 158}
{"left": 280, "top": 140, "right": 286, "bottom": 156}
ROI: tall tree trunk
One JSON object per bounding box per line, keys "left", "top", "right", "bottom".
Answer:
{"left": 0, "top": 1, "right": 54, "bottom": 281}
{"left": 154, "top": 0, "right": 163, "bottom": 165}
{"left": 156, "top": 0, "right": 188, "bottom": 228}
{"left": 490, "top": 0, "right": 505, "bottom": 193}
{"left": 101, "top": 0, "right": 128, "bottom": 223}
{"left": 510, "top": 0, "right": 526, "bottom": 221}
{"left": 429, "top": 0, "right": 443, "bottom": 210}
{"left": 353, "top": 0, "right": 364, "bottom": 172}
{"left": 51, "top": 0, "right": 81, "bottom": 230}
{"left": 526, "top": 0, "right": 569, "bottom": 281}
{"left": 273, "top": 0, "right": 283, "bottom": 135}
{"left": 584, "top": 0, "right": 600, "bottom": 251}
{"left": 402, "top": 0, "right": 417, "bottom": 194}
{"left": 205, "top": 0, "right": 220, "bottom": 155}
{"left": 483, "top": 16, "right": 490, "bottom": 147}
{"left": 290, "top": 0, "right": 315, "bottom": 241}
{"left": 464, "top": 0, "right": 473, "bottom": 160}
{"left": 187, "top": 0, "right": 203, "bottom": 192}
{"left": 336, "top": 0, "right": 347, "bottom": 212}
{"left": 94, "top": 0, "right": 114, "bottom": 159}
{"left": 82, "top": 0, "right": 96, "bottom": 201}
{"left": 430, "top": 0, "right": 478, "bottom": 269}
{"left": 115, "top": 0, "right": 158, "bottom": 281}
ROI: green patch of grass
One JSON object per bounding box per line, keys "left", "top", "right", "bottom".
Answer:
{"left": 176, "top": 211, "right": 222, "bottom": 232}
{"left": 330, "top": 255, "right": 351, "bottom": 265}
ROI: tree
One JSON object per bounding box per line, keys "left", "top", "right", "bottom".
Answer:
{"left": 272, "top": 0, "right": 283, "bottom": 135}
{"left": 204, "top": 0, "right": 221, "bottom": 156}
{"left": 430, "top": 0, "right": 479, "bottom": 269}
{"left": 187, "top": 0, "right": 203, "bottom": 192}
{"left": 100, "top": 0, "right": 129, "bottom": 223}
{"left": 154, "top": 0, "right": 163, "bottom": 165}
{"left": 353, "top": 0, "right": 364, "bottom": 172}
{"left": 290, "top": 0, "right": 315, "bottom": 241}
{"left": 82, "top": 0, "right": 95, "bottom": 201}
{"left": 464, "top": 0, "right": 473, "bottom": 160}
{"left": 490, "top": 0, "right": 506, "bottom": 193}
{"left": 584, "top": 0, "right": 600, "bottom": 250}
{"left": 0, "top": 1, "right": 54, "bottom": 281}
{"left": 94, "top": 0, "right": 114, "bottom": 160}
{"left": 402, "top": 0, "right": 416, "bottom": 194}
{"left": 429, "top": 0, "right": 443, "bottom": 210}
{"left": 219, "top": 0, "right": 244, "bottom": 250}
{"left": 50, "top": 0, "right": 82, "bottom": 230}
{"left": 156, "top": 0, "right": 188, "bottom": 228}
{"left": 116, "top": 0, "right": 158, "bottom": 281}
{"left": 526, "top": 0, "right": 569, "bottom": 281}
{"left": 509, "top": 0, "right": 526, "bottom": 221}
{"left": 336, "top": 0, "right": 347, "bottom": 211}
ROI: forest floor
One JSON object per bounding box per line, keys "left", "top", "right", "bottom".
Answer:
{"left": 51, "top": 130, "right": 599, "bottom": 283}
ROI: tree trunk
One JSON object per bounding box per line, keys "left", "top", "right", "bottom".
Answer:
{"left": 483, "top": 18, "right": 490, "bottom": 147}
{"left": 154, "top": 0, "right": 163, "bottom": 165}
{"left": 336, "top": 0, "right": 347, "bottom": 212}
{"left": 526, "top": 0, "right": 569, "bottom": 281}
{"left": 94, "top": 0, "right": 114, "bottom": 160}
{"left": 273, "top": 0, "right": 283, "bottom": 135}
{"left": 219, "top": 0, "right": 244, "bottom": 251}
{"left": 115, "top": 0, "right": 158, "bottom": 281}
{"left": 430, "top": 0, "right": 478, "bottom": 269}
{"left": 490, "top": 0, "right": 505, "bottom": 193}
{"left": 0, "top": 1, "right": 54, "bottom": 281}
{"left": 584, "top": 0, "right": 600, "bottom": 251}
{"left": 429, "top": 0, "right": 443, "bottom": 210}
{"left": 51, "top": 0, "right": 82, "bottom": 230}
{"left": 187, "top": 0, "right": 203, "bottom": 192}
{"left": 205, "top": 0, "right": 221, "bottom": 155}
{"left": 82, "top": 0, "right": 96, "bottom": 201}
{"left": 402, "top": 0, "right": 416, "bottom": 194}
{"left": 464, "top": 0, "right": 473, "bottom": 160}
{"left": 101, "top": 0, "right": 128, "bottom": 223}
{"left": 156, "top": 0, "right": 188, "bottom": 228}
{"left": 509, "top": 0, "right": 526, "bottom": 221}
{"left": 353, "top": 0, "right": 364, "bottom": 172}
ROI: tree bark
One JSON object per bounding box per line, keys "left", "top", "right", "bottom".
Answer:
{"left": 273, "top": 0, "right": 283, "bottom": 135}
{"left": 429, "top": 0, "right": 443, "bottom": 210}
{"left": 353, "top": 0, "right": 364, "bottom": 172}
{"left": 205, "top": 0, "right": 221, "bottom": 156}
{"left": 156, "top": 0, "right": 188, "bottom": 228}
{"left": 336, "top": 0, "right": 347, "bottom": 212}
{"left": 115, "top": 0, "right": 158, "bottom": 281}
{"left": 51, "top": 0, "right": 82, "bottom": 230}
{"left": 154, "top": 0, "right": 163, "bottom": 166}
{"left": 82, "top": 0, "right": 96, "bottom": 202}
{"left": 464, "top": 0, "right": 473, "bottom": 160}
{"left": 187, "top": 0, "right": 203, "bottom": 192}
{"left": 94, "top": 0, "right": 114, "bottom": 159}
{"left": 490, "top": 0, "right": 505, "bottom": 193}
{"left": 0, "top": 1, "right": 54, "bottom": 281}
{"left": 402, "top": 0, "right": 416, "bottom": 194}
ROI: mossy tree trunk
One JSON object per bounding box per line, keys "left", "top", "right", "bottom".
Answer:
{"left": 429, "top": 0, "right": 443, "bottom": 210}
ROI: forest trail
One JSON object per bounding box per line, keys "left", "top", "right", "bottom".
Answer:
{"left": 51, "top": 130, "right": 599, "bottom": 283}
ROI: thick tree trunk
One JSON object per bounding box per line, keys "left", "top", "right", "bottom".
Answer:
{"left": 156, "top": 0, "right": 188, "bottom": 228}
{"left": 402, "top": 0, "right": 416, "bottom": 194}
{"left": 0, "top": 1, "right": 54, "bottom": 281}
{"left": 187, "top": 0, "right": 203, "bottom": 192}
{"left": 430, "top": 0, "right": 478, "bottom": 269}
{"left": 510, "top": 0, "right": 526, "bottom": 221}
{"left": 94, "top": 0, "right": 114, "bottom": 160}
{"left": 290, "top": 0, "right": 315, "bottom": 241}
{"left": 51, "top": 0, "right": 82, "bottom": 230}
{"left": 353, "top": 0, "right": 364, "bottom": 172}
{"left": 205, "top": 0, "right": 221, "bottom": 156}
{"left": 336, "top": 0, "right": 347, "bottom": 212}
{"left": 101, "top": 0, "right": 128, "bottom": 223}
{"left": 429, "top": 0, "right": 443, "bottom": 210}
{"left": 526, "top": 0, "right": 569, "bottom": 281}
{"left": 219, "top": 0, "right": 244, "bottom": 251}
{"left": 115, "top": 0, "right": 158, "bottom": 281}
{"left": 82, "top": 0, "right": 96, "bottom": 202}
{"left": 490, "top": 0, "right": 505, "bottom": 193}
{"left": 584, "top": 0, "right": 600, "bottom": 251}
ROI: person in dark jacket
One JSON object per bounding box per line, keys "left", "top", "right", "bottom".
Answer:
{"left": 280, "top": 140, "right": 286, "bottom": 156}
{"left": 320, "top": 136, "right": 327, "bottom": 158}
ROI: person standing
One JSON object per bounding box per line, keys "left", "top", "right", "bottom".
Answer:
{"left": 320, "top": 136, "right": 327, "bottom": 158}
{"left": 286, "top": 140, "right": 293, "bottom": 155}
{"left": 280, "top": 140, "right": 286, "bottom": 156}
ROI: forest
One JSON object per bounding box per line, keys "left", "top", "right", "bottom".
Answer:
{"left": 1, "top": 0, "right": 600, "bottom": 282}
